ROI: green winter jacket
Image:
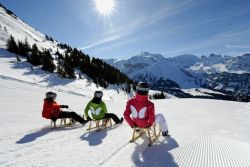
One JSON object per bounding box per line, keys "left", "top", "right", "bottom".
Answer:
{"left": 84, "top": 101, "right": 107, "bottom": 120}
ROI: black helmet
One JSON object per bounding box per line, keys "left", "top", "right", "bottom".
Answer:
{"left": 46, "top": 91, "right": 57, "bottom": 99}
{"left": 94, "top": 91, "right": 103, "bottom": 98}
{"left": 136, "top": 82, "right": 149, "bottom": 95}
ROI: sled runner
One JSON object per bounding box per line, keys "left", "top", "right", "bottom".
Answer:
{"left": 87, "top": 118, "right": 112, "bottom": 131}
{"left": 50, "top": 118, "right": 76, "bottom": 128}
{"left": 129, "top": 123, "right": 161, "bottom": 147}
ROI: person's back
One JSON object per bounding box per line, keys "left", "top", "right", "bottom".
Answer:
{"left": 124, "top": 82, "right": 169, "bottom": 136}
{"left": 84, "top": 91, "right": 123, "bottom": 124}
{"left": 85, "top": 100, "right": 107, "bottom": 120}
{"left": 42, "top": 92, "right": 61, "bottom": 119}
{"left": 42, "top": 91, "right": 86, "bottom": 124}
{"left": 125, "top": 93, "right": 155, "bottom": 128}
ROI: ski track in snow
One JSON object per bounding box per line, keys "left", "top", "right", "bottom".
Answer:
{"left": 98, "top": 141, "right": 130, "bottom": 166}
{"left": 170, "top": 136, "right": 250, "bottom": 167}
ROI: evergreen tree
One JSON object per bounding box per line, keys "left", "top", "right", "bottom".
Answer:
{"left": 55, "top": 50, "right": 64, "bottom": 60}
{"left": 23, "top": 38, "right": 31, "bottom": 54}
{"left": 71, "top": 48, "right": 81, "bottom": 68}
{"left": 42, "top": 49, "right": 55, "bottom": 72}
{"left": 6, "top": 35, "right": 18, "bottom": 53}
{"left": 57, "top": 59, "right": 66, "bottom": 78}
{"left": 15, "top": 38, "right": 30, "bottom": 57}
{"left": 152, "top": 91, "right": 165, "bottom": 99}
{"left": 63, "top": 54, "right": 75, "bottom": 79}
{"left": 17, "top": 40, "right": 26, "bottom": 56}
{"left": 45, "top": 35, "right": 49, "bottom": 40}
{"left": 28, "top": 44, "right": 42, "bottom": 65}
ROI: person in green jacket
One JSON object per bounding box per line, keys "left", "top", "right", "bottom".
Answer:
{"left": 84, "top": 91, "right": 123, "bottom": 124}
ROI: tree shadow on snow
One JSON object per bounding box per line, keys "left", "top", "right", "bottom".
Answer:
{"left": 80, "top": 130, "right": 107, "bottom": 146}
{"left": 9, "top": 60, "right": 74, "bottom": 87}
{"left": 16, "top": 126, "right": 81, "bottom": 144}
{"left": 132, "top": 136, "right": 179, "bottom": 167}
{"left": 38, "top": 74, "right": 74, "bottom": 87}
{"left": 0, "top": 48, "right": 17, "bottom": 58}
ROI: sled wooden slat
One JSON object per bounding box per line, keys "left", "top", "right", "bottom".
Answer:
{"left": 87, "top": 118, "right": 112, "bottom": 131}
{"left": 50, "top": 118, "right": 76, "bottom": 128}
{"left": 129, "top": 124, "right": 161, "bottom": 147}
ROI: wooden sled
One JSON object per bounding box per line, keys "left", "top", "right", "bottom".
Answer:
{"left": 50, "top": 118, "right": 76, "bottom": 128}
{"left": 87, "top": 118, "right": 112, "bottom": 132}
{"left": 129, "top": 124, "right": 161, "bottom": 147}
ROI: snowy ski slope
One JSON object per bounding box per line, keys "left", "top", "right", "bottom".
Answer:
{"left": 1, "top": 50, "right": 250, "bottom": 167}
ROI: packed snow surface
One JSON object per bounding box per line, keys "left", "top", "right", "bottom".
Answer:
{"left": 1, "top": 52, "right": 250, "bottom": 167}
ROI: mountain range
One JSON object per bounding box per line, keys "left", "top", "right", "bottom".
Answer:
{"left": 105, "top": 52, "right": 250, "bottom": 97}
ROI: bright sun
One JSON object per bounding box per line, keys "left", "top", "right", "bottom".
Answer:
{"left": 94, "top": 0, "right": 115, "bottom": 16}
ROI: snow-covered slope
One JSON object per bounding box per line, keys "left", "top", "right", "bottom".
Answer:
{"left": 0, "top": 5, "right": 58, "bottom": 52}
{"left": 169, "top": 54, "right": 200, "bottom": 68}
{"left": 189, "top": 54, "right": 250, "bottom": 74}
{"left": 1, "top": 51, "right": 250, "bottom": 166}
{"left": 0, "top": 48, "right": 128, "bottom": 102}
{"left": 108, "top": 52, "right": 197, "bottom": 88}
{"left": 182, "top": 88, "right": 225, "bottom": 97}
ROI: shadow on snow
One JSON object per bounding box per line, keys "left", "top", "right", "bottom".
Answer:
{"left": 80, "top": 130, "right": 107, "bottom": 146}
{"left": 132, "top": 136, "right": 179, "bottom": 167}
{"left": 9, "top": 61, "right": 74, "bottom": 86}
{"left": 80, "top": 124, "right": 122, "bottom": 146}
{"left": 16, "top": 126, "right": 81, "bottom": 144}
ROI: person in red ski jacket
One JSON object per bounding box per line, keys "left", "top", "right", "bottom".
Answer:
{"left": 42, "top": 91, "right": 86, "bottom": 124}
{"left": 124, "top": 82, "right": 169, "bottom": 136}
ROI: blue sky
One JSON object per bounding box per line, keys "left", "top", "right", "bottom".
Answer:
{"left": 1, "top": 0, "right": 250, "bottom": 59}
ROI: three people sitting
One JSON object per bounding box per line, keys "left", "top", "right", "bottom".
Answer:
{"left": 42, "top": 82, "right": 169, "bottom": 138}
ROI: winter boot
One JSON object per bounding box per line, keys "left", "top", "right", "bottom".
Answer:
{"left": 119, "top": 117, "right": 124, "bottom": 124}
{"left": 162, "top": 130, "right": 169, "bottom": 137}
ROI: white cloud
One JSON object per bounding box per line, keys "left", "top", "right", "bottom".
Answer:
{"left": 225, "top": 44, "right": 250, "bottom": 49}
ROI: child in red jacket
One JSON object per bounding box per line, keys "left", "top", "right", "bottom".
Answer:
{"left": 42, "top": 92, "right": 86, "bottom": 124}
{"left": 124, "top": 82, "right": 169, "bottom": 136}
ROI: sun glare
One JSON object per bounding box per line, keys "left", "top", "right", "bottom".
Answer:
{"left": 94, "top": 0, "right": 115, "bottom": 16}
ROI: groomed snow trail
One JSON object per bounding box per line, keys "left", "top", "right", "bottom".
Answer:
{"left": 170, "top": 136, "right": 250, "bottom": 167}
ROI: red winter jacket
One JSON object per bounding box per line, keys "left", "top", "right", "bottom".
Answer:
{"left": 42, "top": 99, "right": 61, "bottom": 119}
{"left": 124, "top": 94, "right": 155, "bottom": 128}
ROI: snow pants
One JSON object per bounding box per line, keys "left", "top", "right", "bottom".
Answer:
{"left": 52, "top": 111, "right": 85, "bottom": 123}
{"left": 87, "top": 113, "right": 122, "bottom": 124}
{"left": 103, "top": 113, "right": 122, "bottom": 124}
{"left": 155, "top": 113, "right": 168, "bottom": 132}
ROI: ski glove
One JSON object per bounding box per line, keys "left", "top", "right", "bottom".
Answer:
{"left": 60, "top": 105, "right": 69, "bottom": 108}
